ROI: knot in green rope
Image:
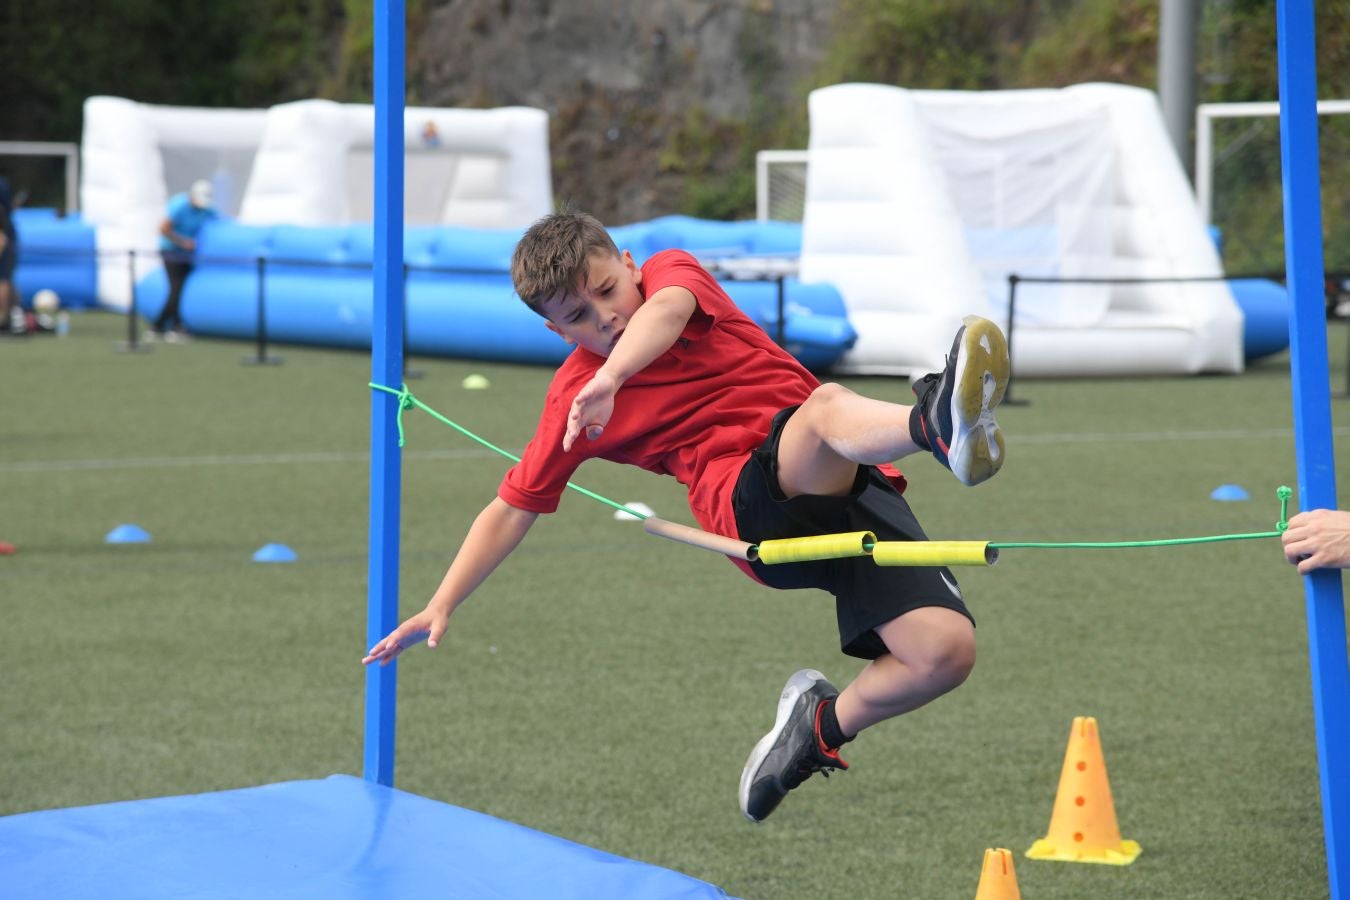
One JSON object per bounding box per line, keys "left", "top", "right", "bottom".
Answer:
{"left": 368, "top": 381, "right": 415, "bottom": 447}
{"left": 1276, "top": 484, "right": 1293, "bottom": 532}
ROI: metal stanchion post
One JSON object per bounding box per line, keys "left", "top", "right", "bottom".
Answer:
{"left": 1337, "top": 276, "right": 1350, "bottom": 399}
{"left": 1342, "top": 301, "right": 1349, "bottom": 398}
{"left": 116, "top": 248, "right": 151, "bottom": 354}
{"left": 242, "top": 255, "right": 282, "bottom": 365}
{"left": 1002, "top": 274, "right": 1028, "bottom": 406}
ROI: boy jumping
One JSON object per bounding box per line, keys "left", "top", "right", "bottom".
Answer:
{"left": 363, "top": 211, "right": 1009, "bottom": 822}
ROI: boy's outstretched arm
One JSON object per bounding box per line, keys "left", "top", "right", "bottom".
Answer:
{"left": 563, "top": 285, "right": 696, "bottom": 452}
{"left": 362, "top": 497, "right": 538, "bottom": 665}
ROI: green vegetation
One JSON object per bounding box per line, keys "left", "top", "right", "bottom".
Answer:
{"left": 1, "top": 311, "right": 1343, "bottom": 898}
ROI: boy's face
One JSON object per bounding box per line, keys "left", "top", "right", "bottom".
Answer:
{"left": 540, "top": 249, "right": 644, "bottom": 357}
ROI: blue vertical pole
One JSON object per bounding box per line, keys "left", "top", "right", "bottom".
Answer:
{"left": 1276, "top": 2, "right": 1349, "bottom": 896}
{"left": 364, "top": 0, "right": 406, "bottom": 787}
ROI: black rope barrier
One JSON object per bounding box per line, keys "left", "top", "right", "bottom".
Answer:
{"left": 241, "top": 255, "right": 282, "bottom": 366}
{"left": 114, "top": 249, "right": 149, "bottom": 354}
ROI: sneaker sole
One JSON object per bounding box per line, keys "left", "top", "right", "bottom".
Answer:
{"left": 738, "top": 668, "right": 827, "bottom": 822}
{"left": 946, "top": 315, "right": 1010, "bottom": 487}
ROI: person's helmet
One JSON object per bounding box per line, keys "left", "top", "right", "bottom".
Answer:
{"left": 188, "top": 180, "right": 214, "bottom": 208}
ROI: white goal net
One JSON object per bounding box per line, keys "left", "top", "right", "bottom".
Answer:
{"left": 755, "top": 149, "right": 808, "bottom": 222}
{"left": 1195, "top": 99, "right": 1350, "bottom": 276}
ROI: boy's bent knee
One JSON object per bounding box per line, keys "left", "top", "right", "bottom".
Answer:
{"left": 877, "top": 606, "right": 976, "bottom": 687}
{"left": 800, "top": 382, "right": 853, "bottom": 414}
{"left": 932, "top": 631, "right": 976, "bottom": 686}
{"left": 911, "top": 626, "right": 975, "bottom": 690}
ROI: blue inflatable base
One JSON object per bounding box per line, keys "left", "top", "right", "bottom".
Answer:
{"left": 134, "top": 217, "right": 858, "bottom": 372}
{"left": 0, "top": 774, "right": 732, "bottom": 899}
{"left": 12, "top": 209, "right": 100, "bottom": 309}
{"left": 1229, "top": 278, "right": 1292, "bottom": 360}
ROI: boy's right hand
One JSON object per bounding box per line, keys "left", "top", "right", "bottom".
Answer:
{"left": 361, "top": 606, "right": 450, "bottom": 666}
{"left": 563, "top": 370, "right": 619, "bottom": 452}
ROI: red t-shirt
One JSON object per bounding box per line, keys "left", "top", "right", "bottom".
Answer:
{"left": 499, "top": 250, "right": 816, "bottom": 548}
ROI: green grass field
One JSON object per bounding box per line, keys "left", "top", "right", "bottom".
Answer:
{"left": 3, "top": 310, "right": 1347, "bottom": 899}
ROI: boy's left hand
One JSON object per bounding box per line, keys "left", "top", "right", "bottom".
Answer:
{"left": 564, "top": 371, "right": 619, "bottom": 452}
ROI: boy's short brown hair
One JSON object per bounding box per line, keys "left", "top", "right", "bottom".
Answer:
{"left": 511, "top": 211, "right": 620, "bottom": 315}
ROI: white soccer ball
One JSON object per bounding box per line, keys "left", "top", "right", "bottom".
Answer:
{"left": 32, "top": 289, "right": 60, "bottom": 314}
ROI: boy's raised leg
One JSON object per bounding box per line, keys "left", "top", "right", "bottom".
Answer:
{"left": 739, "top": 669, "right": 849, "bottom": 823}
{"left": 910, "top": 315, "right": 1010, "bottom": 487}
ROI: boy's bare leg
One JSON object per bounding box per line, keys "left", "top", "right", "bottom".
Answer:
{"left": 739, "top": 318, "right": 1005, "bottom": 821}
{"left": 775, "top": 383, "right": 922, "bottom": 498}
{"left": 737, "top": 607, "right": 975, "bottom": 822}
{"left": 776, "top": 314, "right": 1010, "bottom": 495}
{"left": 778, "top": 316, "right": 1010, "bottom": 493}
{"left": 831, "top": 607, "right": 975, "bottom": 736}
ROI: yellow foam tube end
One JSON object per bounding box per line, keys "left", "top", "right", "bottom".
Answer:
{"left": 871, "top": 541, "right": 997, "bottom": 567}
{"left": 755, "top": 531, "right": 875, "bottom": 565}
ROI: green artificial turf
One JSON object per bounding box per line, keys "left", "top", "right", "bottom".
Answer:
{"left": 2, "top": 310, "right": 1346, "bottom": 898}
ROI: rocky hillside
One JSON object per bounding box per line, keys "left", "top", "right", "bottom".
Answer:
{"left": 411, "top": 0, "right": 839, "bottom": 224}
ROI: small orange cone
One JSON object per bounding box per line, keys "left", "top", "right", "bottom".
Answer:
{"left": 974, "top": 848, "right": 1022, "bottom": 900}
{"left": 1027, "top": 716, "right": 1141, "bottom": 865}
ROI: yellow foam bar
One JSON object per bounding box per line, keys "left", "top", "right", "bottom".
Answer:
{"left": 755, "top": 531, "right": 875, "bottom": 565}
{"left": 871, "top": 541, "right": 998, "bottom": 567}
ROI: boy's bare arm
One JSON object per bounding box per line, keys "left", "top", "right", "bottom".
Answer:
{"left": 563, "top": 285, "right": 697, "bottom": 451}
{"left": 362, "top": 497, "right": 539, "bottom": 665}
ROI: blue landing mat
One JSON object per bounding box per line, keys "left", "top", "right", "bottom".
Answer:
{"left": 0, "top": 774, "right": 732, "bottom": 899}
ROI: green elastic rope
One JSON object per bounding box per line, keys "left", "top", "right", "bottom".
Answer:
{"left": 990, "top": 532, "right": 1282, "bottom": 550}
{"left": 372, "top": 380, "right": 1293, "bottom": 554}
{"left": 369, "top": 382, "right": 649, "bottom": 519}
{"left": 989, "top": 486, "right": 1292, "bottom": 551}
{"left": 367, "top": 382, "right": 417, "bottom": 446}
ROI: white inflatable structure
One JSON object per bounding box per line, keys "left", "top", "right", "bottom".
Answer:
{"left": 800, "top": 83, "right": 1244, "bottom": 377}
{"left": 79, "top": 96, "right": 553, "bottom": 308}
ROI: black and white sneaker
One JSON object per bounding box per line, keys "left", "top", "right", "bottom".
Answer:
{"left": 912, "top": 315, "right": 1009, "bottom": 487}
{"left": 739, "top": 669, "right": 848, "bottom": 823}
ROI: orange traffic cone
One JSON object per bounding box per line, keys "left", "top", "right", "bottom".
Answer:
{"left": 974, "top": 848, "right": 1022, "bottom": 900}
{"left": 1027, "top": 716, "right": 1141, "bottom": 865}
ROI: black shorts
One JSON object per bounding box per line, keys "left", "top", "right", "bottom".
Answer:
{"left": 732, "top": 405, "right": 975, "bottom": 660}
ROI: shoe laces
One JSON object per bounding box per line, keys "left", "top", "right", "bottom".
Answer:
{"left": 784, "top": 744, "right": 847, "bottom": 790}
{"left": 783, "top": 700, "right": 850, "bottom": 790}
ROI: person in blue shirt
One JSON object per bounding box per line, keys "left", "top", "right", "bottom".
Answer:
{"left": 148, "top": 179, "right": 218, "bottom": 342}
